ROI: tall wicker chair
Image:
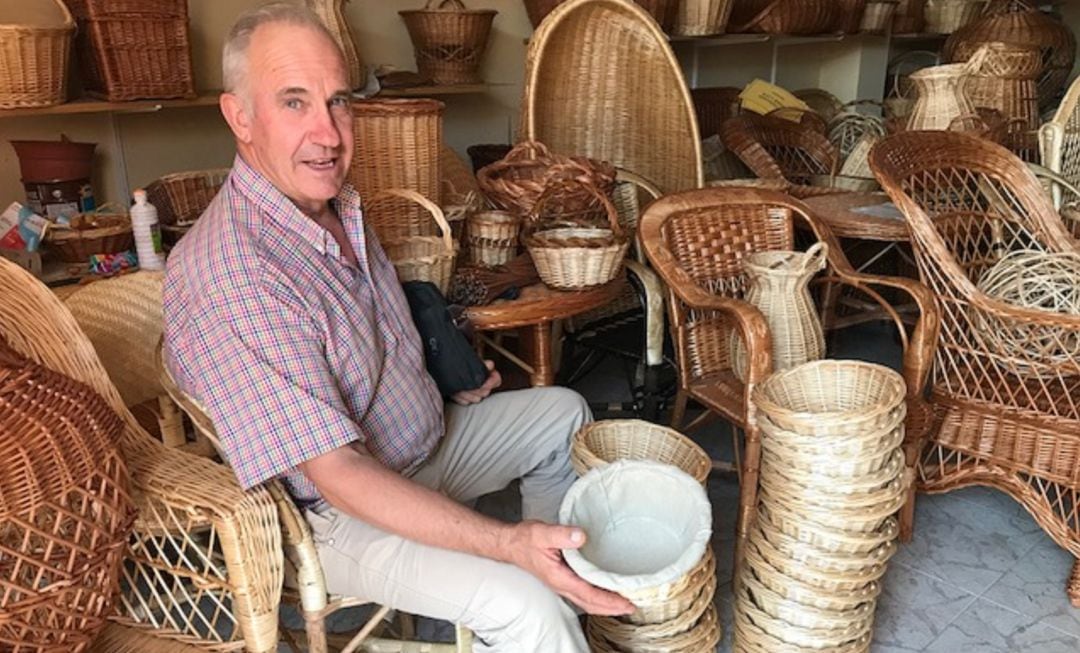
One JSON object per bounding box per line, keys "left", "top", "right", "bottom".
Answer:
{"left": 157, "top": 349, "right": 472, "bottom": 653}
{"left": 0, "top": 259, "right": 284, "bottom": 652}
{"left": 638, "top": 187, "right": 938, "bottom": 570}
{"left": 720, "top": 113, "right": 842, "bottom": 199}
{"left": 521, "top": 0, "right": 704, "bottom": 195}
{"left": 870, "top": 130, "right": 1080, "bottom": 605}
{"left": 1040, "top": 74, "right": 1080, "bottom": 224}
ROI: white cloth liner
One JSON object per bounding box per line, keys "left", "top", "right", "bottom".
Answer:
{"left": 559, "top": 460, "right": 712, "bottom": 592}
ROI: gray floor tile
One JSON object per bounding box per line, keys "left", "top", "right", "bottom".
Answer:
{"left": 871, "top": 562, "right": 978, "bottom": 652}
{"left": 891, "top": 491, "right": 1046, "bottom": 594}
{"left": 924, "top": 598, "right": 1080, "bottom": 653}
{"left": 981, "top": 530, "right": 1080, "bottom": 639}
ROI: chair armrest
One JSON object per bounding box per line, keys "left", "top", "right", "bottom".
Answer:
{"left": 624, "top": 260, "right": 666, "bottom": 367}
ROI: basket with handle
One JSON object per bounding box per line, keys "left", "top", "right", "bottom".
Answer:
{"left": 885, "top": 49, "right": 941, "bottom": 119}
{"left": 399, "top": 0, "right": 497, "bottom": 85}
{"left": 524, "top": 178, "right": 629, "bottom": 290}
{"left": 44, "top": 209, "right": 133, "bottom": 263}
{"left": 476, "top": 140, "right": 617, "bottom": 225}
{"left": 366, "top": 188, "right": 458, "bottom": 294}
{"left": 0, "top": 0, "right": 75, "bottom": 109}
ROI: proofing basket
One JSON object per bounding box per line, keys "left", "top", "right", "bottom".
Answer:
{"left": 399, "top": 0, "right": 497, "bottom": 85}
{"left": 367, "top": 189, "right": 458, "bottom": 294}
{"left": 0, "top": 0, "right": 74, "bottom": 108}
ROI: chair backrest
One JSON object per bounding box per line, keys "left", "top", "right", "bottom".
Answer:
{"left": 1040, "top": 74, "right": 1080, "bottom": 209}
{"left": 521, "top": 0, "right": 704, "bottom": 194}
{"left": 721, "top": 114, "right": 839, "bottom": 186}
{"left": 63, "top": 272, "right": 165, "bottom": 409}
{"left": 639, "top": 188, "right": 805, "bottom": 384}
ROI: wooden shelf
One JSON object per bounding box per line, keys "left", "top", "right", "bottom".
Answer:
{"left": 376, "top": 84, "right": 491, "bottom": 97}
{"left": 0, "top": 92, "right": 222, "bottom": 119}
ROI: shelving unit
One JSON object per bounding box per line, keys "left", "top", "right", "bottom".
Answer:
{"left": 0, "top": 93, "right": 222, "bottom": 120}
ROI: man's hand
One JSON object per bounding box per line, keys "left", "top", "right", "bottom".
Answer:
{"left": 503, "top": 520, "right": 636, "bottom": 616}
{"left": 451, "top": 359, "right": 501, "bottom": 405}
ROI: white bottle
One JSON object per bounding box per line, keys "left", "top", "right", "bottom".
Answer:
{"left": 130, "top": 189, "right": 165, "bottom": 271}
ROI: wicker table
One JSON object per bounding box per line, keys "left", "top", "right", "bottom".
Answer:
{"left": 804, "top": 191, "right": 917, "bottom": 329}
{"left": 466, "top": 277, "right": 626, "bottom": 386}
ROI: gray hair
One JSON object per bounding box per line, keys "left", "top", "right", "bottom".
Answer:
{"left": 222, "top": 2, "right": 340, "bottom": 98}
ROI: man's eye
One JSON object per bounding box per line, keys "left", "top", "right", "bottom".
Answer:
{"left": 330, "top": 96, "right": 350, "bottom": 108}
{"left": 285, "top": 98, "right": 303, "bottom": 109}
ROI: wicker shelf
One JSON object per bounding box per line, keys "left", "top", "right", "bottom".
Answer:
{"left": 0, "top": 92, "right": 222, "bottom": 119}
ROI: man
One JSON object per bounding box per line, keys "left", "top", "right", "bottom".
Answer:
{"left": 162, "top": 3, "right": 633, "bottom": 651}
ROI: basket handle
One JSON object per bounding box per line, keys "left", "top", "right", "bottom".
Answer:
{"left": 528, "top": 178, "right": 622, "bottom": 237}
{"left": 369, "top": 188, "right": 454, "bottom": 252}
{"left": 425, "top": 0, "right": 467, "bottom": 9}
{"left": 801, "top": 241, "right": 829, "bottom": 273}
{"left": 962, "top": 44, "right": 993, "bottom": 76}
{"left": 503, "top": 140, "right": 552, "bottom": 163}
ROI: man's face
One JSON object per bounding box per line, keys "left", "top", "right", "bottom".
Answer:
{"left": 228, "top": 22, "right": 353, "bottom": 216}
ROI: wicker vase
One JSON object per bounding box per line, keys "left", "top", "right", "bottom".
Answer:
{"left": 730, "top": 243, "right": 827, "bottom": 382}
{"left": 305, "top": 0, "right": 364, "bottom": 91}
{"left": 905, "top": 49, "right": 986, "bottom": 131}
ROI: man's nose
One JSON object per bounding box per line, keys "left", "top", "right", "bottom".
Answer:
{"left": 310, "top": 104, "right": 343, "bottom": 149}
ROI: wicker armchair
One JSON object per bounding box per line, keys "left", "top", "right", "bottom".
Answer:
{"left": 871, "top": 130, "right": 1080, "bottom": 605}
{"left": 720, "top": 113, "right": 843, "bottom": 199}
{"left": 638, "top": 187, "right": 938, "bottom": 570}
{"left": 0, "top": 260, "right": 283, "bottom": 652}
{"left": 1040, "top": 74, "right": 1080, "bottom": 234}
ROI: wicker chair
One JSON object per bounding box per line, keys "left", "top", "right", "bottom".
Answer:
{"left": 720, "top": 113, "right": 843, "bottom": 199}
{"left": 870, "top": 129, "right": 1080, "bottom": 605}
{"left": 1040, "top": 74, "right": 1080, "bottom": 227}
{"left": 157, "top": 347, "right": 472, "bottom": 653}
{"left": 0, "top": 259, "right": 283, "bottom": 652}
{"left": 638, "top": 187, "right": 938, "bottom": 570}
{"left": 520, "top": 0, "right": 704, "bottom": 194}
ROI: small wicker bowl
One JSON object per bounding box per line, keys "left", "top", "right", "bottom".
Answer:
{"left": 736, "top": 579, "right": 873, "bottom": 650}
{"left": 624, "top": 547, "right": 716, "bottom": 625}
{"left": 740, "top": 567, "right": 876, "bottom": 632}
{"left": 466, "top": 210, "right": 520, "bottom": 268}
{"left": 588, "top": 602, "right": 721, "bottom": 653}
{"left": 745, "top": 543, "right": 883, "bottom": 613}
{"left": 570, "top": 419, "right": 711, "bottom": 485}
{"left": 734, "top": 598, "right": 873, "bottom": 653}
{"left": 45, "top": 212, "right": 133, "bottom": 263}
{"left": 759, "top": 503, "right": 900, "bottom": 557}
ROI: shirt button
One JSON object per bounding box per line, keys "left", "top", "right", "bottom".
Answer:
{"left": 328, "top": 538, "right": 335, "bottom": 546}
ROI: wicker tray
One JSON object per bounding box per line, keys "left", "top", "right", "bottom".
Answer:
{"left": 45, "top": 212, "right": 133, "bottom": 263}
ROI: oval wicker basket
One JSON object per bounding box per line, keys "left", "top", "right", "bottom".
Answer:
{"left": 740, "top": 567, "right": 876, "bottom": 632}
{"left": 588, "top": 602, "right": 721, "bottom": 653}
{"left": 476, "top": 140, "right": 617, "bottom": 224}
{"left": 524, "top": 179, "right": 629, "bottom": 290}
{"left": 736, "top": 577, "right": 873, "bottom": 649}
{"left": 399, "top": 0, "right": 497, "bottom": 85}
{"left": 45, "top": 211, "right": 134, "bottom": 263}
{"left": 625, "top": 550, "right": 716, "bottom": 624}
{"left": 570, "top": 418, "right": 711, "bottom": 485}
{"left": 367, "top": 188, "right": 458, "bottom": 294}
{"left": 759, "top": 503, "right": 900, "bottom": 557}
{"left": 730, "top": 0, "right": 836, "bottom": 34}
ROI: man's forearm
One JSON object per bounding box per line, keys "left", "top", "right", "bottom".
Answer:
{"left": 300, "top": 446, "right": 516, "bottom": 562}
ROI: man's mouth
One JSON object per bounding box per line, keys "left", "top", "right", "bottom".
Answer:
{"left": 304, "top": 157, "right": 337, "bottom": 171}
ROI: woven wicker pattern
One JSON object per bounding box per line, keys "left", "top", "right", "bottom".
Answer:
{"left": 692, "top": 86, "right": 742, "bottom": 139}
{"left": 525, "top": 0, "right": 678, "bottom": 30}
{"left": 400, "top": 0, "right": 496, "bottom": 85}
{"left": 944, "top": 0, "right": 1076, "bottom": 109}
{"left": 870, "top": 129, "right": 1080, "bottom": 606}
{"left": 673, "top": 0, "right": 734, "bottom": 35}
{"left": 963, "top": 41, "right": 1041, "bottom": 161}
{"left": 349, "top": 98, "right": 444, "bottom": 237}
{"left": 835, "top": 0, "right": 870, "bottom": 33}
{"left": 720, "top": 114, "right": 840, "bottom": 199}
{"left": 639, "top": 187, "right": 939, "bottom": 576}
{"left": 730, "top": 0, "right": 836, "bottom": 34}
{"left": 570, "top": 419, "right": 711, "bottom": 484}
{"left": 734, "top": 360, "right": 907, "bottom": 653}
{"left": 0, "top": 336, "right": 133, "bottom": 652}
{"left": 65, "top": 0, "right": 195, "bottom": 101}
{"left": 0, "top": 0, "right": 73, "bottom": 109}
{"left": 860, "top": 0, "right": 898, "bottom": 33}
{"left": 367, "top": 188, "right": 458, "bottom": 293}
{"left": 924, "top": 0, "right": 987, "bottom": 33}
{"left": 465, "top": 210, "right": 519, "bottom": 267}
{"left": 1040, "top": 75, "right": 1080, "bottom": 220}
{"left": 828, "top": 104, "right": 886, "bottom": 163}
{"left": 45, "top": 212, "right": 134, "bottom": 263}
{"left": 892, "top": 0, "right": 926, "bottom": 32}
{"left": 522, "top": 0, "right": 703, "bottom": 195}
{"left": 0, "top": 257, "right": 286, "bottom": 652}
{"left": 904, "top": 47, "right": 988, "bottom": 131}
{"left": 146, "top": 168, "right": 229, "bottom": 227}
{"left": 306, "top": 0, "right": 364, "bottom": 90}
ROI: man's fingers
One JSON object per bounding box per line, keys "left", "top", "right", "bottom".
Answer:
{"left": 566, "top": 585, "right": 635, "bottom": 616}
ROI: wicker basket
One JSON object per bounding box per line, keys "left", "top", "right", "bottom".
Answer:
{"left": 477, "top": 140, "right": 617, "bottom": 225}
{"left": 925, "top": 0, "right": 987, "bottom": 34}
{"left": 570, "top": 419, "right": 711, "bottom": 485}
{"left": 524, "top": 179, "right": 629, "bottom": 290}
{"left": 145, "top": 168, "right": 229, "bottom": 227}
{"left": 835, "top": 0, "right": 870, "bottom": 33}
{"left": 400, "top": 0, "right": 496, "bottom": 85}
{"left": 465, "top": 210, "right": 519, "bottom": 267}
{"left": 64, "top": 0, "right": 196, "bottom": 101}
{"left": 588, "top": 603, "right": 721, "bottom": 653}
{"left": 673, "top": 0, "right": 734, "bottom": 36}
{"left": 350, "top": 98, "right": 444, "bottom": 238}
{"left": 45, "top": 211, "right": 134, "bottom": 263}
{"left": 730, "top": 0, "right": 836, "bottom": 34}
{"left": 892, "top": 0, "right": 925, "bottom": 33}
{"left": 0, "top": 337, "right": 134, "bottom": 652}
{"left": 692, "top": 86, "right": 742, "bottom": 138}
{"left": 367, "top": 189, "right": 458, "bottom": 293}
{"left": 0, "top": 0, "right": 74, "bottom": 109}
{"left": 860, "top": 0, "right": 898, "bottom": 33}
{"left": 526, "top": 0, "right": 679, "bottom": 31}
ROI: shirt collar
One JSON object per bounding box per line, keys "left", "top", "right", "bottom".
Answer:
{"left": 229, "top": 154, "right": 365, "bottom": 257}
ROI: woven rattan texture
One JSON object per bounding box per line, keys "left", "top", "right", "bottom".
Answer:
{"left": 871, "top": 129, "right": 1080, "bottom": 605}
{"left": 0, "top": 336, "right": 133, "bottom": 652}
{"left": 522, "top": 0, "right": 703, "bottom": 194}
{"left": 720, "top": 114, "right": 840, "bottom": 198}
{"left": 400, "top": 0, "right": 496, "bottom": 85}
{"left": 0, "top": 0, "right": 73, "bottom": 109}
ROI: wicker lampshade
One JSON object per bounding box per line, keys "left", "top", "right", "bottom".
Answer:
{"left": 0, "top": 336, "right": 134, "bottom": 652}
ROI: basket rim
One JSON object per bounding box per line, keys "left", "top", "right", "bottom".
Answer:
{"left": 752, "top": 359, "right": 907, "bottom": 424}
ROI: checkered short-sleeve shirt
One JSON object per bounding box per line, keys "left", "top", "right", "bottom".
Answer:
{"left": 163, "top": 156, "right": 444, "bottom": 505}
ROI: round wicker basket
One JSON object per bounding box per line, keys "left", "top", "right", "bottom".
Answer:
{"left": 570, "top": 418, "right": 711, "bottom": 485}
{"left": 45, "top": 211, "right": 134, "bottom": 263}
{"left": 367, "top": 188, "right": 458, "bottom": 294}
{"left": 399, "top": 0, "right": 497, "bottom": 85}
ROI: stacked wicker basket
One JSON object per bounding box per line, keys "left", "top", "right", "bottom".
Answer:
{"left": 735, "top": 360, "right": 909, "bottom": 652}
{"left": 570, "top": 420, "right": 720, "bottom": 652}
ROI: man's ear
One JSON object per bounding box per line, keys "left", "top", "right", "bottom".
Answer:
{"left": 220, "top": 92, "right": 252, "bottom": 143}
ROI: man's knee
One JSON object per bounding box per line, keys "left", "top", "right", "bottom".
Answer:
{"left": 471, "top": 570, "right": 582, "bottom": 648}
{"left": 532, "top": 386, "right": 592, "bottom": 429}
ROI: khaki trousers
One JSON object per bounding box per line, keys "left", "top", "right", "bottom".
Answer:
{"left": 305, "top": 386, "right": 592, "bottom": 652}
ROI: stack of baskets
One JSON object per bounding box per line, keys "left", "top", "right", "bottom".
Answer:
{"left": 399, "top": 0, "right": 496, "bottom": 85}
{"left": 569, "top": 420, "right": 720, "bottom": 652}
{"left": 962, "top": 41, "right": 1042, "bottom": 160}
{"left": 0, "top": 0, "right": 75, "bottom": 109}
{"left": 145, "top": 168, "right": 229, "bottom": 246}
{"left": 735, "top": 360, "right": 909, "bottom": 652}
{"left": 64, "top": 0, "right": 196, "bottom": 101}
